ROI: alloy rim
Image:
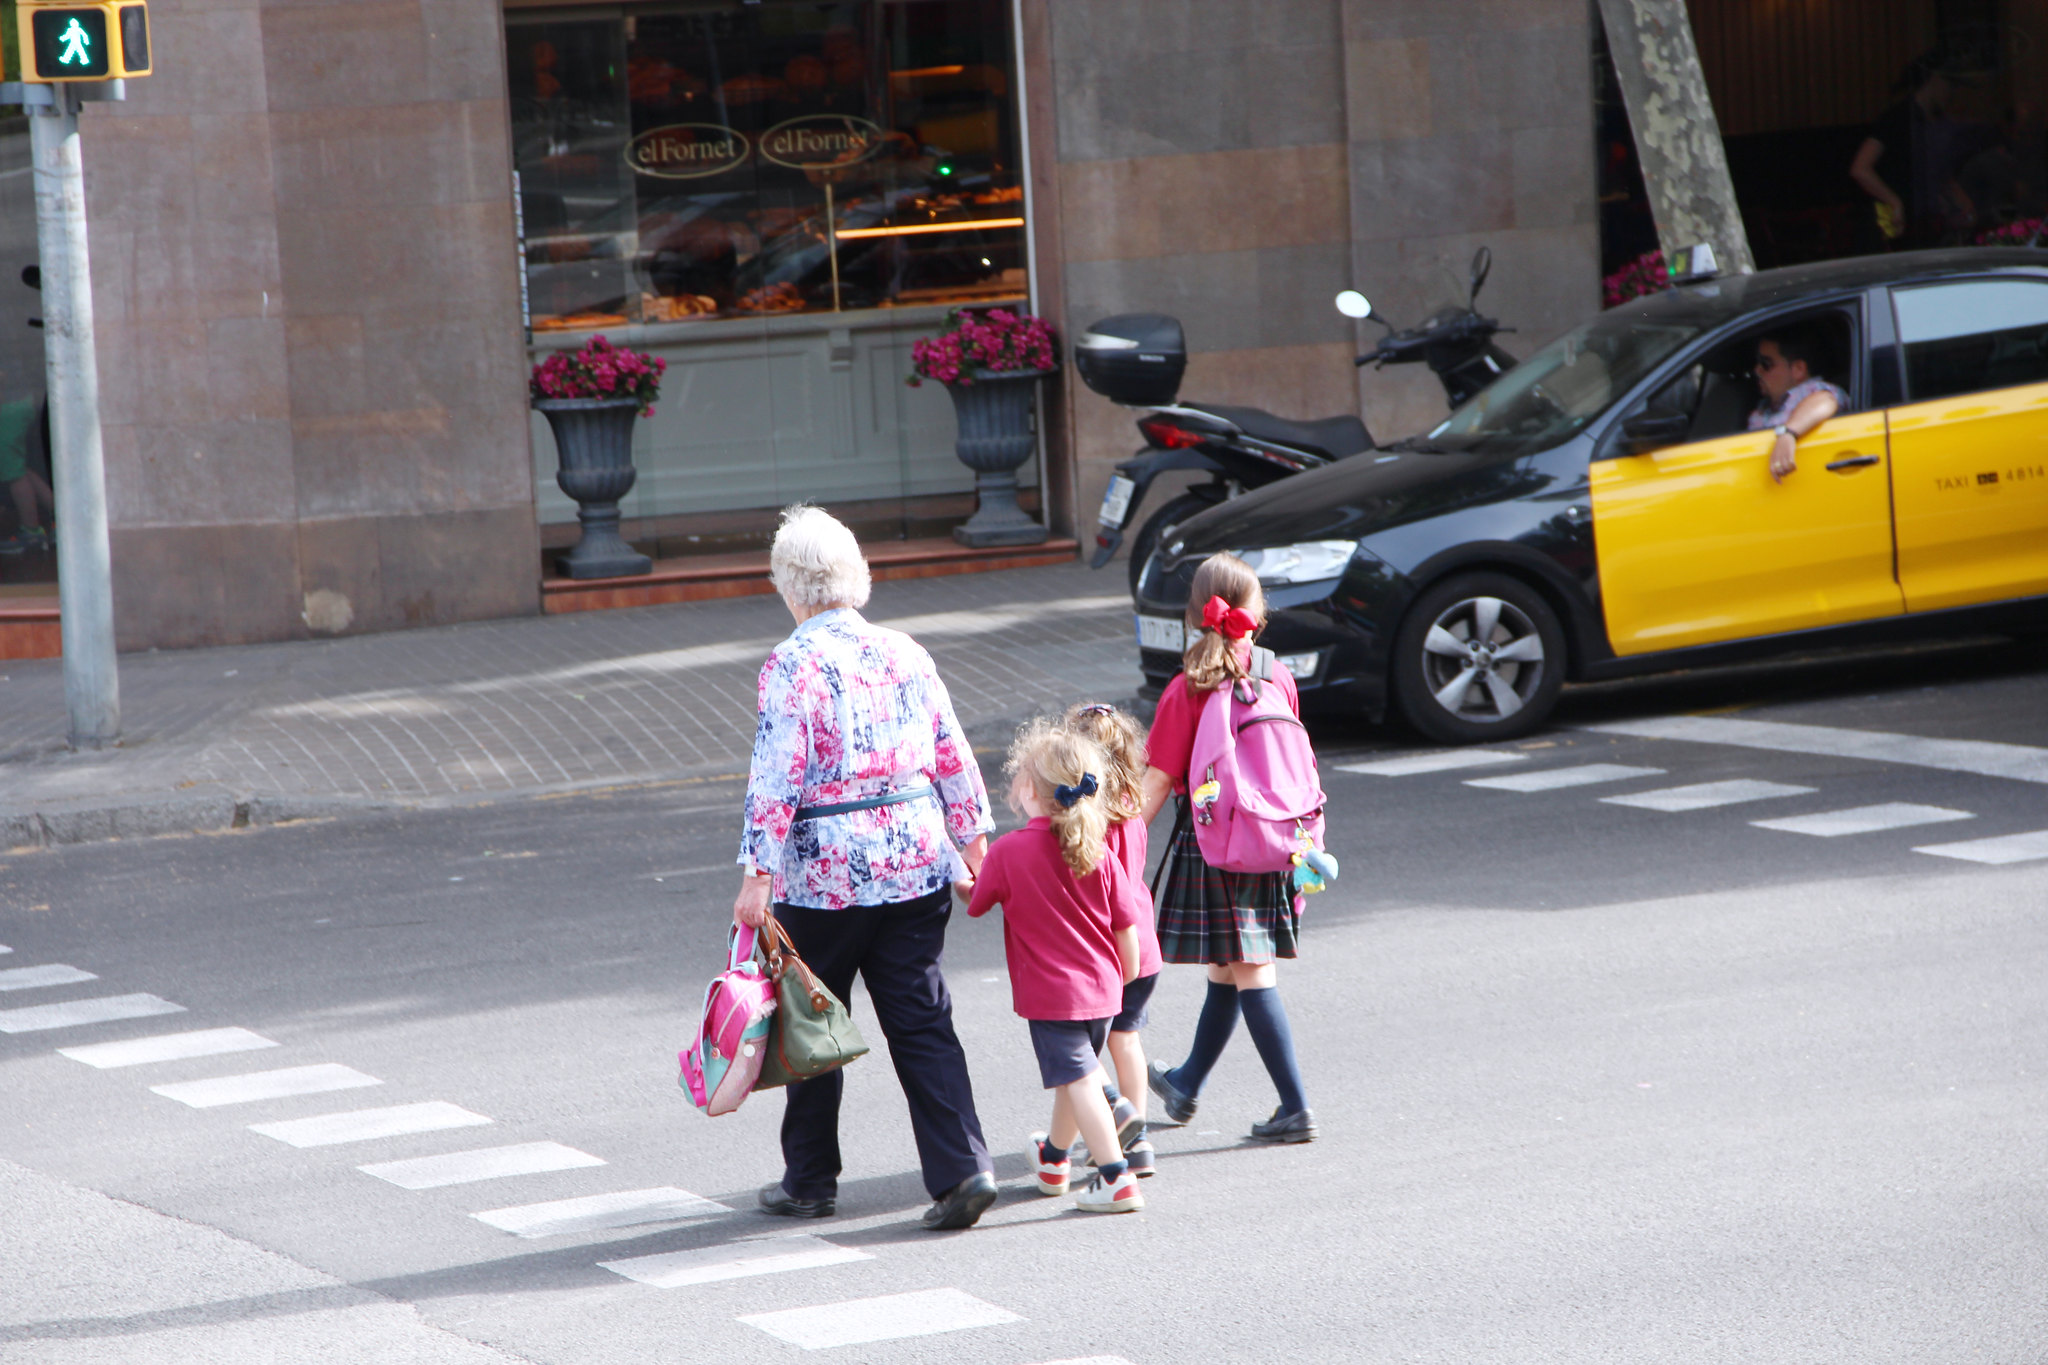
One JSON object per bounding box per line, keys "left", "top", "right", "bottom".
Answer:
{"left": 1419, "top": 595, "right": 1545, "bottom": 723}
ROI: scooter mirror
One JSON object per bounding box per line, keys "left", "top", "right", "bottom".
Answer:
{"left": 1334, "top": 289, "right": 1372, "bottom": 319}
{"left": 1468, "top": 247, "right": 1492, "bottom": 304}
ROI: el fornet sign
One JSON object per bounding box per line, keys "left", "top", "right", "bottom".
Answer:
{"left": 625, "top": 114, "right": 883, "bottom": 179}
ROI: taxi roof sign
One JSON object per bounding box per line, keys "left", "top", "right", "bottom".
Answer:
{"left": 16, "top": 0, "right": 149, "bottom": 81}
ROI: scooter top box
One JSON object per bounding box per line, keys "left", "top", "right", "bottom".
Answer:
{"left": 1075, "top": 313, "right": 1186, "bottom": 407}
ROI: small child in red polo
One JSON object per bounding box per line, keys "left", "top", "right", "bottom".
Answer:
{"left": 966, "top": 721, "right": 1144, "bottom": 1213}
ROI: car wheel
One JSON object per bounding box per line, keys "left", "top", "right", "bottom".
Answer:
{"left": 1392, "top": 572, "right": 1566, "bottom": 744}
{"left": 1126, "top": 491, "right": 1220, "bottom": 598}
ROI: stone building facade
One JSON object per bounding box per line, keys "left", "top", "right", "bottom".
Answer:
{"left": 53, "top": 0, "right": 1603, "bottom": 650}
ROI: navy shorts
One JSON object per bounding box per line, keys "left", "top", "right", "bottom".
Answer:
{"left": 1027, "top": 1017, "right": 1111, "bottom": 1089}
{"left": 1111, "top": 971, "right": 1159, "bottom": 1033}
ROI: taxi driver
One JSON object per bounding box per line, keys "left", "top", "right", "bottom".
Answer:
{"left": 1748, "top": 329, "right": 1847, "bottom": 484}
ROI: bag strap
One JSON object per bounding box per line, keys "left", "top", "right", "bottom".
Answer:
{"left": 728, "top": 922, "right": 757, "bottom": 970}
{"left": 1249, "top": 645, "right": 1274, "bottom": 682}
{"left": 755, "top": 917, "right": 831, "bottom": 1013}
{"left": 794, "top": 784, "right": 935, "bottom": 821}
{"left": 1150, "top": 796, "right": 1190, "bottom": 902}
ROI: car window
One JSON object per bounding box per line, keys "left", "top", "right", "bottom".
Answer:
{"left": 1894, "top": 278, "right": 2048, "bottom": 403}
{"left": 1600, "top": 307, "right": 1857, "bottom": 455}
{"left": 1423, "top": 317, "right": 1700, "bottom": 458}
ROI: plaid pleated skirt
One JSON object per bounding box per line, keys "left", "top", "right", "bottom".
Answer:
{"left": 1154, "top": 804, "right": 1300, "bottom": 966}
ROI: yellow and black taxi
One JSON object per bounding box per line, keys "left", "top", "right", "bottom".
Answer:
{"left": 1134, "top": 247, "right": 2048, "bottom": 743}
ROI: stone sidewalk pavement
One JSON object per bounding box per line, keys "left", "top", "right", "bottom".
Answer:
{"left": 0, "top": 563, "right": 1143, "bottom": 848}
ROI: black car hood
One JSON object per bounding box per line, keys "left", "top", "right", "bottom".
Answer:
{"left": 1160, "top": 446, "right": 1535, "bottom": 559}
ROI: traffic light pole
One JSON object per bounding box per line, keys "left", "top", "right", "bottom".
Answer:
{"left": 29, "top": 82, "right": 119, "bottom": 747}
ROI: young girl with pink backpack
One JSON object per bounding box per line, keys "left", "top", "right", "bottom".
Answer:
{"left": 1141, "top": 552, "right": 1323, "bottom": 1144}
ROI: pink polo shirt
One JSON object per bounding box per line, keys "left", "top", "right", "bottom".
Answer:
{"left": 1105, "top": 817, "right": 1160, "bottom": 979}
{"left": 968, "top": 818, "right": 1139, "bottom": 1021}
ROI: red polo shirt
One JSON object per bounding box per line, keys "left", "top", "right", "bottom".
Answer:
{"left": 1105, "top": 817, "right": 1160, "bottom": 978}
{"left": 968, "top": 818, "right": 1139, "bottom": 1020}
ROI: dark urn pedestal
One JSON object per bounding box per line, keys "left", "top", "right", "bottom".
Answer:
{"left": 535, "top": 396, "right": 655, "bottom": 580}
{"left": 945, "top": 368, "right": 1052, "bottom": 548}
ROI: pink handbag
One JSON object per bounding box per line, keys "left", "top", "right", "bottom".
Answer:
{"left": 678, "top": 924, "right": 777, "bottom": 1116}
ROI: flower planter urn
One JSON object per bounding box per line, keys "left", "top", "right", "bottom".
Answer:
{"left": 535, "top": 396, "right": 654, "bottom": 580}
{"left": 945, "top": 368, "right": 1052, "bottom": 548}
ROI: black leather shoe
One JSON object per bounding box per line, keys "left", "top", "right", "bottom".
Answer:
{"left": 759, "top": 1183, "right": 835, "bottom": 1218}
{"left": 1147, "top": 1061, "right": 1198, "bottom": 1125}
{"left": 921, "top": 1171, "right": 998, "bottom": 1230}
{"left": 1249, "top": 1107, "right": 1317, "bottom": 1144}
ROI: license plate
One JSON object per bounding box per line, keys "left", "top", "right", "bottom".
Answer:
{"left": 1097, "top": 475, "right": 1136, "bottom": 529}
{"left": 1136, "top": 614, "right": 1184, "bottom": 652}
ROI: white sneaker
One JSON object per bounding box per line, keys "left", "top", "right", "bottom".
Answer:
{"left": 1027, "top": 1131, "right": 1069, "bottom": 1196}
{"left": 1074, "top": 1168, "right": 1144, "bottom": 1213}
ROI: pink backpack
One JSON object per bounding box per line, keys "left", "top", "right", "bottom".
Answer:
{"left": 1188, "top": 649, "right": 1327, "bottom": 875}
{"left": 678, "top": 925, "right": 776, "bottom": 1116}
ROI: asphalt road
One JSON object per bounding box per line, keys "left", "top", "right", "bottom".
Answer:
{"left": 3, "top": 639, "right": 2047, "bottom": 1364}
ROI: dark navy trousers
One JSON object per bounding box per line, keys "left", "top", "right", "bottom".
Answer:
{"left": 773, "top": 888, "right": 993, "bottom": 1202}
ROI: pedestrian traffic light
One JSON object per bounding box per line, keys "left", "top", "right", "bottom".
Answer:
{"left": 15, "top": 0, "right": 149, "bottom": 81}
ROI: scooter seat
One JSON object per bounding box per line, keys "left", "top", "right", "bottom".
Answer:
{"left": 1189, "top": 403, "right": 1372, "bottom": 459}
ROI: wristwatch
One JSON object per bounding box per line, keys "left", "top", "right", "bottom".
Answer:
{"left": 1773, "top": 424, "right": 1793, "bottom": 441}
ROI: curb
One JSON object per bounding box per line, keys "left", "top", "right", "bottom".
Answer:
{"left": 0, "top": 695, "right": 1151, "bottom": 855}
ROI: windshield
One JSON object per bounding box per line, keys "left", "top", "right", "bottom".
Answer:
{"left": 1424, "top": 315, "right": 1702, "bottom": 457}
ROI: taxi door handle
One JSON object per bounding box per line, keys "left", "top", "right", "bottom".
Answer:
{"left": 1825, "top": 453, "right": 1881, "bottom": 472}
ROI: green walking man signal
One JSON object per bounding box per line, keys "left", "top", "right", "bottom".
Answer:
{"left": 15, "top": 0, "right": 150, "bottom": 81}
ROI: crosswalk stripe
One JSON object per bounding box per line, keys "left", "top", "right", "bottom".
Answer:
{"left": 479, "top": 1187, "right": 729, "bottom": 1239}
{"left": 1752, "top": 803, "right": 1975, "bottom": 838}
{"left": 359, "top": 1141, "right": 606, "bottom": 1190}
{"left": 736, "top": 1287, "right": 1019, "bottom": 1348}
{"left": 0, "top": 993, "right": 185, "bottom": 1034}
{"left": 1601, "top": 779, "right": 1815, "bottom": 812}
{"left": 601, "top": 1233, "right": 869, "bottom": 1288}
{"left": 1023, "top": 1358, "right": 1140, "bottom": 1365}
{"left": 1912, "top": 829, "right": 2048, "bottom": 865}
{"left": 1465, "top": 763, "right": 1666, "bottom": 792}
{"left": 1335, "top": 749, "right": 1526, "bottom": 777}
{"left": 150, "top": 1063, "right": 382, "bottom": 1109}
{"left": 0, "top": 944, "right": 11, "bottom": 954}
{"left": 0, "top": 964, "right": 95, "bottom": 991}
{"left": 60, "top": 1027, "right": 279, "bottom": 1070}
{"left": 1586, "top": 715, "right": 2048, "bottom": 784}
{"left": 249, "top": 1101, "right": 491, "bottom": 1148}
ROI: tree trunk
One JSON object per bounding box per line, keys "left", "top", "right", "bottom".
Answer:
{"left": 1595, "top": 0, "right": 1756, "bottom": 275}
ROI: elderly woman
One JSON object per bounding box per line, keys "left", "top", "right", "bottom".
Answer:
{"left": 735, "top": 506, "right": 1000, "bottom": 1231}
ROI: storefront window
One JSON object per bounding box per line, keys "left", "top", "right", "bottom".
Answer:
{"left": 506, "top": 0, "right": 1027, "bottom": 332}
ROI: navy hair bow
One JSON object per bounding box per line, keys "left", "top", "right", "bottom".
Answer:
{"left": 1054, "top": 773, "right": 1099, "bottom": 808}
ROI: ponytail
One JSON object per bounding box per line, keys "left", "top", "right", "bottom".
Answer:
{"left": 1181, "top": 552, "right": 1266, "bottom": 692}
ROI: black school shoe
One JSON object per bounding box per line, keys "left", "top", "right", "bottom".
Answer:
{"left": 1248, "top": 1108, "right": 1318, "bottom": 1144}
{"left": 759, "top": 1183, "right": 836, "bottom": 1218}
{"left": 922, "top": 1171, "right": 999, "bottom": 1230}
{"left": 1147, "top": 1061, "right": 1198, "bottom": 1125}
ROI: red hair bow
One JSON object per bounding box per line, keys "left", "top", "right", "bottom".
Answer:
{"left": 1202, "top": 595, "right": 1258, "bottom": 641}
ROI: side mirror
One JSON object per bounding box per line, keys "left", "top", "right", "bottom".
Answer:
{"left": 1334, "top": 289, "right": 1373, "bottom": 320}
{"left": 1620, "top": 411, "right": 1690, "bottom": 455}
{"left": 1468, "top": 246, "right": 1492, "bottom": 305}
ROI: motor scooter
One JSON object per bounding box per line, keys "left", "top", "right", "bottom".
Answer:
{"left": 1078, "top": 247, "right": 1514, "bottom": 594}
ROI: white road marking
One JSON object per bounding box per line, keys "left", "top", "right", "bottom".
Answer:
{"left": 1335, "top": 749, "right": 1527, "bottom": 777}
{"left": 1601, "top": 779, "right": 1816, "bottom": 812}
{"left": 601, "top": 1234, "right": 868, "bottom": 1288}
{"left": 0, "top": 993, "right": 185, "bottom": 1034}
{"left": 480, "top": 1187, "right": 730, "bottom": 1239}
{"left": 737, "top": 1287, "right": 1020, "bottom": 1348}
{"left": 60, "top": 1027, "right": 279, "bottom": 1069}
{"left": 1752, "top": 803, "right": 1975, "bottom": 838}
{"left": 1023, "top": 1359, "right": 1140, "bottom": 1365}
{"left": 1466, "top": 763, "right": 1666, "bottom": 792}
{"left": 1913, "top": 830, "right": 2048, "bottom": 865}
{"left": 0, "top": 964, "right": 98, "bottom": 991}
{"left": 150, "top": 1063, "right": 382, "bottom": 1109}
{"left": 249, "top": 1101, "right": 490, "bottom": 1148}
{"left": 0, "top": 944, "right": 10, "bottom": 954}
{"left": 1587, "top": 715, "right": 2048, "bottom": 785}
{"left": 359, "top": 1141, "right": 606, "bottom": 1190}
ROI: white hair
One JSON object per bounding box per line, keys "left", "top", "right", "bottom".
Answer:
{"left": 769, "top": 505, "right": 871, "bottom": 610}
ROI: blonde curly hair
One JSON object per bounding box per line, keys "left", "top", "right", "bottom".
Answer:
{"left": 1005, "top": 719, "right": 1110, "bottom": 877}
{"left": 1061, "top": 702, "right": 1147, "bottom": 822}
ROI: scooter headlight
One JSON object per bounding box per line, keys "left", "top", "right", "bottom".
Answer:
{"left": 1235, "top": 540, "right": 1357, "bottom": 585}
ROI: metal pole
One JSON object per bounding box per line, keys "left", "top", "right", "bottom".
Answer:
{"left": 31, "top": 85, "right": 119, "bottom": 747}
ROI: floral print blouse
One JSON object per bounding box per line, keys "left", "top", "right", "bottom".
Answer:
{"left": 740, "top": 608, "right": 994, "bottom": 909}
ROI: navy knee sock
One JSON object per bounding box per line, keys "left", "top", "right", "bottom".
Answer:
{"left": 1237, "top": 985, "right": 1308, "bottom": 1115}
{"left": 1169, "top": 980, "right": 1240, "bottom": 1094}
